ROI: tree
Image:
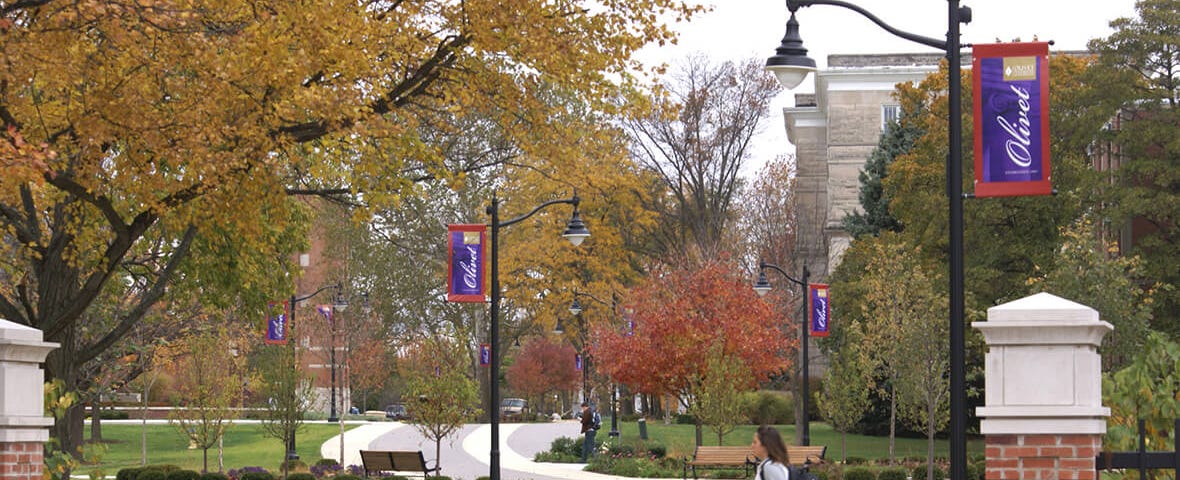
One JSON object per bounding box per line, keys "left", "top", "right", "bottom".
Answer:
{"left": 817, "top": 320, "right": 872, "bottom": 463}
{"left": 1085, "top": 0, "right": 1180, "bottom": 336}
{"left": 166, "top": 328, "right": 245, "bottom": 473}
{"left": 256, "top": 345, "right": 315, "bottom": 479}
{"left": 1102, "top": 331, "right": 1180, "bottom": 453}
{"left": 625, "top": 56, "right": 783, "bottom": 257}
{"left": 593, "top": 257, "right": 791, "bottom": 446}
{"left": 506, "top": 337, "right": 579, "bottom": 411}
{"left": 403, "top": 338, "right": 481, "bottom": 470}
{"left": 692, "top": 346, "right": 754, "bottom": 445}
{"left": 842, "top": 106, "right": 923, "bottom": 239}
{"left": 0, "top": 0, "right": 701, "bottom": 457}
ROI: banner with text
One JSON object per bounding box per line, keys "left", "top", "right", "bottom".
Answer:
{"left": 479, "top": 343, "right": 490, "bottom": 366}
{"left": 809, "top": 284, "right": 830, "bottom": 337}
{"left": 265, "top": 300, "right": 290, "bottom": 345}
{"left": 446, "top": 224, "right": 487, "bottom": 302}
{"left": 972, "top": 42, "right": 1052, "bottom": 197}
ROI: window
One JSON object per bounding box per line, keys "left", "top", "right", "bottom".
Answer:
{"left": 882, "top": 104, "right": 901, "bottom": 133}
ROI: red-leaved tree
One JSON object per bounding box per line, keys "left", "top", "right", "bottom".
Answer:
{"left": 506, "top": 338, "right": 579, "bottom": 414}
{"left": 593, "top": 258, "right": 794, "bottom": 444}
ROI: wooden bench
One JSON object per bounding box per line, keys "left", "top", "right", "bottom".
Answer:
{"left": 786, "top": 445, "right": 826, "bottom": 467}
{"left": 683, "top": 446, "right": 756, "bottom": 479}
{"left": 359, "top": 450, "right": 440, "bottom": 478}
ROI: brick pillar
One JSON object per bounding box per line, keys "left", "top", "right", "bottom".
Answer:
{"left": 0, "top": 320, "right": 59, "bottom": 480}
{"left": 973, "top": 293, "right": 1111, "bottom": 480}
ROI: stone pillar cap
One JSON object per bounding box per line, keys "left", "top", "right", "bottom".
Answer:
{"left": 0, "top": 319, "right": 46, "bottom": 343}
{"left": 985, "top": 292, "right": 1098, "bottom": 323}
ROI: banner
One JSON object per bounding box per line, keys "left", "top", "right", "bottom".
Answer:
{"left": 622, "top": 306, "right": 635, "bottom": 336}
{"left": 479, "top": 343, "right": 490, "bottom": 366}
{"left": 265, "top": 301, "right": 290, "bottom": 345}
{"left": 446, "top": 224, "right": 487, "bottom": 302}
{"left": 317, "top": 304, "right": 334, "bottom": 327}
{"left": 575, "top": 354, "right": 583, "bottom": 371}
{"left": 972, "top": 42, "right": 1052, "bottom": 197}
{"left": 809, "top": 284, "right": 830, "bottom": 338}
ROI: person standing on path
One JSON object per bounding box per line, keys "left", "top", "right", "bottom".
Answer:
{"left": 751, "top": 425, "right": 790, "bottom": 480}
{"left": 579, "top": 402, "right": 598, "bottom": 462}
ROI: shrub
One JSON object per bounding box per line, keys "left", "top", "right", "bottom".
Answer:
{"left": 645, "top": 442, "right": 667, "bottom": 458}
{"left": 99, "top": 409, "right": 131, "bottom": 420}
{"left": 966, "top": 462, "right": 986, "bottom": 480}
{"left": 741, "top": 391, "right": 793, "bottom": 425}
{"left": 310, "top": 463, "right": 343, "bottom": 479}
{"left": 911, "top": 464, "right": 945, "bottom": 480}
{"left": 138, "top": 471, "right": 167, "bottom": 480}
{"left": 165, "top": 470, "right": 200, "bottom": 480}
{"left": 280, "top": 460, "right": 308, "bottom": 473}
{"left": 200, "top": 473, "right": 228, "bottom": 480}
{"left": 546, "top": 436, "right": 583, "bottom": 458}
{"left": 606, "top": 443, "right": 636, "bottom": 456}
{"left": 314, "top": 459, "right": 338, "bottom": 467}
{"left": 812, "top": 462, "right": 842, "bottom": 480}
{"left": 334, "top": 475, "right": 363, "bottom": 480}
{"left": 877, "top": 467, "right": 907, "bottom": 480}
{"left": 227, "top": 467, "right": 269, "bottom": 480}
{"left": 117, "top": 467, "right": 143, "bottom": 480}
{"left": 843, "top": 467, "right": 875, "bottom": 480}
{"left": 844, "top": 456, "right": 868, "bottom": 465}
{"left": 239, "top": 472, "right": 273, "bottom": 480}
{"left": 673, "top": 414, "right": 696, "bottom": 425}
{"left": 287, "top": 474, "right": 315, "bottom": 480}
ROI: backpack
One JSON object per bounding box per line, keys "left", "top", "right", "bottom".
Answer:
{"left": 592, "top": 411, "right": 602, "bottom": 430}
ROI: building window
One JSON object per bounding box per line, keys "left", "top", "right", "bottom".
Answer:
{"left": 882, "top": 104, "right": 901, "bottom": 133}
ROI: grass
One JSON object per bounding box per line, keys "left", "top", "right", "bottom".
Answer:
{"left": 80, "top": 419, "right": 984, "bottom": 476}
{"left": 77, "top": 422, "right": 351, "bottom": 475}
{"left": 596, "top": 419, "right": 985, "bottom": 461}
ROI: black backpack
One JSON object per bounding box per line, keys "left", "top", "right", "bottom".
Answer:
{"left": 592, "top": 411, "right": 602, "bottom": 430}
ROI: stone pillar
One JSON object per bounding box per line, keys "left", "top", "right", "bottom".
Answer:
{"left": 0, "top": 320, "right": 59, "bottom": 480}
{"left": 972, "top": 293, "right": 1112, "bottom": 480}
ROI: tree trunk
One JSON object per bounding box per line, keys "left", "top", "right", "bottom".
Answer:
{"left": 694, "top": 420, "right": 703, "bottom": 447}
{"left": 90, "top": 402, "right": 103, "bottom": 441}
{"left": 888, "top": 389, "right": 896, "bottom": 466}
{"left": 202, "top": 447, "right": 209, "bottom": 473}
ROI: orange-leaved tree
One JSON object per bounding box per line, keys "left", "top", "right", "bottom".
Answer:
{"left": 593, "top": 257, "right": 793, "bottom": 446}
{"left": 506, "top": 337, "right": 579, "bottom": 414}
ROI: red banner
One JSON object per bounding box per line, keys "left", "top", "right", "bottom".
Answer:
{"left": 446, "top": 224, "right": 487, "bottom": 302}
{"left": 972, "top": 42, "right": 1052, "bottom": 197}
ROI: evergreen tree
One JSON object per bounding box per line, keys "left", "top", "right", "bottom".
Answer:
{"left": 842, "top": 112, "right": 923, "bottom": 239}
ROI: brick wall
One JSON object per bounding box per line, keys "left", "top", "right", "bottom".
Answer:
{"left": 985, "top": 434, "right": 1100, "bottom": 480}
{"left": 0, "top": 442, "right": 44, "bottom": 480}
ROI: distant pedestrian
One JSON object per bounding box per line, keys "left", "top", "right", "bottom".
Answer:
{"left": 579, "top": 402, "right": 600, "bottom": 462}
{"left": 751, "top": 425, "right": 790, "bottom": 480}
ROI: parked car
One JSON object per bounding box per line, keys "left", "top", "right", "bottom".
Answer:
{"left": 500, "top": 398, "right": 528, "bottom": 421}
{"left": 385, "top": 403, "right": 409, "bottom": 420}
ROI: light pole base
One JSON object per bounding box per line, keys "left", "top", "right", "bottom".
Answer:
{"left": 328, "top": 416, "right": 339, "bottom": 422}
{"left": 608, "top": 430, "right": 619, "bottom": 438}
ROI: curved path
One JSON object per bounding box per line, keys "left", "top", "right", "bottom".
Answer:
{"left": 321, "top": 421, "right": 627, "bottom": 480}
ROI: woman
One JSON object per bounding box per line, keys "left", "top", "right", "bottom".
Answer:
{"left": 751, "top": 425, "right": 790, "bottom": 480}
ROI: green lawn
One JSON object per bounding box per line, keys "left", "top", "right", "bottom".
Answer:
{"left": 81, "top": 419, "right": 982, "bottom": 476}
{"left": 602, "top": 419, "right": 985, "bottom": 461}
{"left": 78, "top": 422, "right": 350, "bottom": 475}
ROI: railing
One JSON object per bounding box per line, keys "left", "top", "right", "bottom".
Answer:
{"left": 1096, "top": 419, "right": 1180, "bottom": 479}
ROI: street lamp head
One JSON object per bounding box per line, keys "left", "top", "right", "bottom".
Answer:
{"left": 569, "top": 298, "right": 583, "bottom": 316}
{"left": 333, "top": 290, "right": 349, "bottom": 312}
{"left": 765, "top": 11, "right": 817, "bottom": 89}
{"left": 562, "top": 209, "right": 590, "bottom": 246}
{"left": 753, "top": 270, "right": 773, "bottom": 297}
{"left": 554, "top": 319, "right": 565, "bottom": 334}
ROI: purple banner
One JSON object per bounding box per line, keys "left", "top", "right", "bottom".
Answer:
{"left": 479, "top": 343, "right": 490, "bottom": 367}
{"left": 265, "top": 301, "right": 289, "bottom": 345}
{"left": 809, "top": 284, "right": 830, "bottom": 338}
{"left": 447, "top": 224, "right": 487, "bottom": 302}
{"left": 575, "top": 354, "right": 583, "bottom": 371}
{"left": 317, "top": 304, "right": 333, "bottom": 327}
{"left": 973, "top": 42, "right": 1052, "bottom": 197}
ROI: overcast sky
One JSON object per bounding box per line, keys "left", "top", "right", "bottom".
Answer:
{"left": 633, "top": 0, "right": 1140, "bottom": 172}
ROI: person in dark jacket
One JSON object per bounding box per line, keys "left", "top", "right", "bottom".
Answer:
{"left": 579, "top": 402, "right": 597, "bottom": 462}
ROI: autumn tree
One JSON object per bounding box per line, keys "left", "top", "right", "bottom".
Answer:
{"left": 167, "top": 328, "right": 245, "bottom": 473}
{"left": 506, "top": 338, "right": 579, "bottom": 413}
{"left": 256, "top": 345, "right": 315, "bottom": 479}
{"left": 594, "top": 257, "right": 791, "bottom": 446}
{"left": 693, "top": 345, "right": 754, "bottom": 445}
{"left": 1102, "top": 331, "right": 1180, "bottom": 454}
{"left": 403, "top": 338, "right": 481, "bottom": 471}
{"left": 624, "top": 56, "right": 783, "bottom": 258}
{"left": 0, "top": 0, "right": 700, "bottom": 456}
{"left": 817, "top": 320, "right": 871, "bottom": 463}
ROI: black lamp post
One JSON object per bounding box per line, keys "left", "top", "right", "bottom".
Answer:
{"left": 322, "top": 290, "right": 350, "bottom": 423}
{"left": 753, "top": 262, "right": 810, "bottom": 446}
{"left": 566, "top": 297, "right": 590, "bottom": 403}
{"left": 286, "top": 282, "right": 347, "bottom": 461}
{"left": 765, "top": 2, "right": 970, "bottom": 478}
{"left": 487, "top": 194, "right": 589, "bottom": 480}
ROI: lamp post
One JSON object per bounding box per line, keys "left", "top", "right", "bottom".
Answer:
{"left": 764, "top": 2, "right": 970, "bottom": 478}
{"left": 286, "top": 283, "right": 348, "bottom": 461}
{"left": 566, "top": 297, "right": 590, "bottom": 403}
{"left": 753, "top": 261, "right": 810, "bottom": 446}
{"left": 487, "top": 194, "right": 589, "bottom": 480}
{"left": 318, "top": 295, "right": 348, "bottom": 423}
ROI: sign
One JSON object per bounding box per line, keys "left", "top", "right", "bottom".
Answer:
{"left": 479, "top": 343, "right": 490, "bottom": 366}
{"left": 317, "top": 304, "right": 334, "bottom": 327}
{"left": 575, "top": 354, "right": 583, "bottom": 371}
{"left": 446, "top": 224, "right": 487, "bottom": 302}
{"left": 809, "top": 284, "right": 830, "bottom": 338}
{"left": 972, "top": 42, "right": 1052, "bottom": 197}
{"left": 265, "top": 301, "right": 290, "bottom": 345}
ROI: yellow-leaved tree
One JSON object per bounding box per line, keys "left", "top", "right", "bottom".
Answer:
{"left": 0, "top": 0, "right": 702, "bottom": 459}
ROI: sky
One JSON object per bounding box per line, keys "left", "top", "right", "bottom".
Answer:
{"left": 633, "top": 0, "right": 1141, "bottom": 172}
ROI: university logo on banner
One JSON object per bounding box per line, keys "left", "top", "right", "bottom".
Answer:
{"left": 809, "top": 284, "right": 830, "bottom": 337}
{"left": 446, "top": 224, "right": 487, "bottom": 303}
{"left": 972, "top": 42, "right": 1052, "bottom": 197}
{"left": 479, "top": 343, "right": 490, "bottom": 367}
{"left": 265, "top": 301, "right": 290, "bottom": 345}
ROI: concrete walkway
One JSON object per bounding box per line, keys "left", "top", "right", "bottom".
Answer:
{"left": 321, "top": 420, "right": 629, "bottom": 480}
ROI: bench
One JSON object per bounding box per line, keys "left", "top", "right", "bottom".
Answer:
{"left": 359, "top": 450, "right": 440, "bottom": 478}
{"left": 683, "top": 446, "right": 756, "bottom": 479}
{"left": 786, "top": 445, "right": 826, "bottom": 467}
